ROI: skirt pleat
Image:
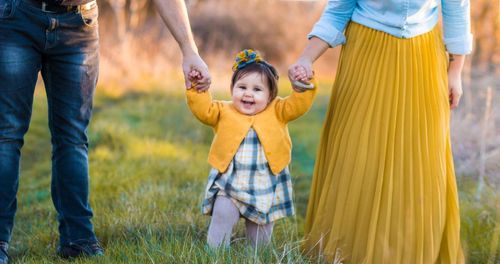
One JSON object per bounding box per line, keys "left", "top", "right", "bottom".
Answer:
{"left": 303, "top": 22, "right": 464, "bottom": 263}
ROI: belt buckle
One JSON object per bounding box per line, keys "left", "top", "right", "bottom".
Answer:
{"left": 78, "top": 0, "right": 96, "bottom": 12}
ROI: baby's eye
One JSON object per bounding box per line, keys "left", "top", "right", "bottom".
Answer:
{"left": 253, "top": 87, "right": 262, "bottom": 92}
{"left": 238, "top": 86, "right": 246, "bottom": 90}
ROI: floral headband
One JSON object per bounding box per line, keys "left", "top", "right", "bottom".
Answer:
{"left": 232, "top": 49, "right": 264, "bottom": 71}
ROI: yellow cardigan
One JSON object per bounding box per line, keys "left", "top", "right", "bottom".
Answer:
{"left": 186, "top": 84, "right": 317, "bottom": 175}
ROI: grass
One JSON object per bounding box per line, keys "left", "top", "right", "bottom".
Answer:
{"left": 7, "top": 82, "right": 499, "bottom": 263}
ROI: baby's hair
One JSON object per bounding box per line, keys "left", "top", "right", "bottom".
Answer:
{"left": 231, "top": 60, "right": 279, "bottom": 102}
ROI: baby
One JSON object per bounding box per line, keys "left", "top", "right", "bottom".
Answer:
{"left": 186, "top": 49, "right": 316, "bottom": 248}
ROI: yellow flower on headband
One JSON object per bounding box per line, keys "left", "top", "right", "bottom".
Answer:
{"left": 232, "top": 49, "right": 262, "bottom": 71}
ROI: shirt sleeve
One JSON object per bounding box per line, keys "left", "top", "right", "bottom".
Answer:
{"left": 441, "top": 0, "right": 473, "bottom": 55}
{"left": 307, "top": 0, "right": 357, "bottom": 48}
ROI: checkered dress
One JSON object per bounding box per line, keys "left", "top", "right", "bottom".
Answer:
{"left": 201, "top": 128, "right": 295, "bottom": 225}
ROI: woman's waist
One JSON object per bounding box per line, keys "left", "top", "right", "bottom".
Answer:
{"left": 351, "top": 7, "right": 439, "bottom": 40}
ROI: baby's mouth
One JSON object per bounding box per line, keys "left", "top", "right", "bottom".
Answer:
{"left": 241, "top": 100, "right": 255, "bottom": 107}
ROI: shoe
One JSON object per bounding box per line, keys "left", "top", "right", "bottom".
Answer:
{"left": 0, "top": 241, "right": 8, "bottom": 264}
{"left": 57, "top": 241, "right": 104, "bottom": 259}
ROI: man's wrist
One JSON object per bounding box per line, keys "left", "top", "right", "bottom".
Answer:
{"left": 180, "top": 44, "right": 199, "bottom": 58}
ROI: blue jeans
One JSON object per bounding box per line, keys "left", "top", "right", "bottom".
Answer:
{"left": 0, "top": 0, "right": 99, "bottom": 246}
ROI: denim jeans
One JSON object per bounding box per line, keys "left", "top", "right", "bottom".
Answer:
{"left": 0, "top": 0, "right": 99, "bottom": 246}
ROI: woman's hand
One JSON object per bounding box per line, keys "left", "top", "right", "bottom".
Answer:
{"left": 447, "top": 53, "right": 466, "bottom": 110}
{"left": 448, "top": 71, "right": 463, "bottom": 110}
{"left": 288, "top": 59, "right": 314, "bottom": 92}
{"left": 288, "top": 37, "right": 329, "bottom": 92}
{"left": 289, "top": 58, "right": 314, "bottom": 83}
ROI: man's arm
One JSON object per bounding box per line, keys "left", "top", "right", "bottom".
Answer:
{"left": 152, "top": 0, "right": 211, "bottom": 90}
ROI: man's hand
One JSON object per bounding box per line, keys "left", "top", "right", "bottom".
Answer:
{"left": 151, "top": 0, "right": 211, "bottom": 91}
{"left": 183, "top": 52, "right": 211, "bottom": 91}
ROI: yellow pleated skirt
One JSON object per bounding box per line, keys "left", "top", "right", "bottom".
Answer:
{"left": 303, "top": 22, "right": 464, "bottom": 263}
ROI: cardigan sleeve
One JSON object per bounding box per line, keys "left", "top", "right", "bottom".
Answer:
{"left": 185, "top": 88, "right": 223, "bottom": 127}
{"left": 275, "top": 80, "right": 318, "bottom": 123}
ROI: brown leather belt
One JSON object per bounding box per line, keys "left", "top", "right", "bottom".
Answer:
{"left": 24, "top": 0, "right": 96, "bottom": 13}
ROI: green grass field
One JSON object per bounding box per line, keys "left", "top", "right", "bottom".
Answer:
{"left": 7, "top": 83, "right": 499, "bottom": 263}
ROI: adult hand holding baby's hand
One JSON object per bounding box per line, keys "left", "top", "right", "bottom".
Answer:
{"left": 187, "top": 70, "right": 204, "bottom": 91}
{"left": 288, "top": 58, "right": 314, "bottom": 92}
{"left": 182, "top": 52, "right": 211, "bottom": 91}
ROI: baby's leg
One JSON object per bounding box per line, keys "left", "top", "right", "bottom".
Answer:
{"left": 245, "top": 219, "right": 274, "bottom": 247}
{"left": 207, "top": 196, "right": 240, "bottom": 248}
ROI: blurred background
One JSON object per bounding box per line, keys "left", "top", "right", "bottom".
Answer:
{"left": 97, "top": 0, "right": 500, "bottom": 194}
{"left": 14, "top": 0, "right": 499, "bottom": 263}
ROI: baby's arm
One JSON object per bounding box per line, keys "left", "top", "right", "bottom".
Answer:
{"left": 186, "top": 82, "right": 221, "bottom": 127}
{"left": 275, "top": 78, "right": 318, "bottom": 122}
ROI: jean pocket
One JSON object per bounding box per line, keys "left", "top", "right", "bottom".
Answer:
{"left": 0, "top": 0, "right": 17, "bottom": 19}
{"left": 79, "top": 2, "right": 98, "bottom": 28}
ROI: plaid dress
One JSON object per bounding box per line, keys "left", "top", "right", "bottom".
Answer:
{"left": 202, "top": 128, "right": 295, "bottom": 225}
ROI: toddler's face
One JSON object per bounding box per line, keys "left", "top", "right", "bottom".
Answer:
{"left": 231, "top": 72, "right": 271, "bottom": 115}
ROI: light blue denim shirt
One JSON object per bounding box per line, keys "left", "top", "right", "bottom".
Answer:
{"left": 309, "top": 0, "right": 473, "bottom": 54}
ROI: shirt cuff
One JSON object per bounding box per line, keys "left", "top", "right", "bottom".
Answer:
{"left": 307, "top": 22, "right": 346, "bottom": 48}
{"left": 444, "top": 33, "right": 473, "bottom": 55}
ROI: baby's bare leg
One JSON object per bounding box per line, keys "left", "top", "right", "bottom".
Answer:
{"left": 245, "top": 219, "right": 274, "bottom": 247}
{"left": 207, "top": 196, "right": 240, "bottom": 248}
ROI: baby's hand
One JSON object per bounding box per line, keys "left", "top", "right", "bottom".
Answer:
{"left": 289, "top": 65, "right": 309, "bottom": 82}
{"left": 187, "top": 69, "right": 207, "bottom": 91}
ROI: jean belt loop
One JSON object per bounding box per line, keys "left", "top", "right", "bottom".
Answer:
{"left": 41, "top": 1, "right": 48, "bottom": 12}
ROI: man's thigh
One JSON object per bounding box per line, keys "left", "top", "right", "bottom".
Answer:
{"left": 41, "top": 3, "right": 99, "bottom": 141}
{"left": 0, "top": 0, "right": 42, "bottom": 139}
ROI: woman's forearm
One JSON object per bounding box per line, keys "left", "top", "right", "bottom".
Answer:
{"left": 289, "top": 37, "right": 330, "bottom": 84}
{"left": 298, "top": 37, "right": 330, "bottom": 63}
{"left": 447, "top": 53, "right": 466, "bottom": 109}
{"left": 448, "top": 54, "right": 465, "bottom": 76}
